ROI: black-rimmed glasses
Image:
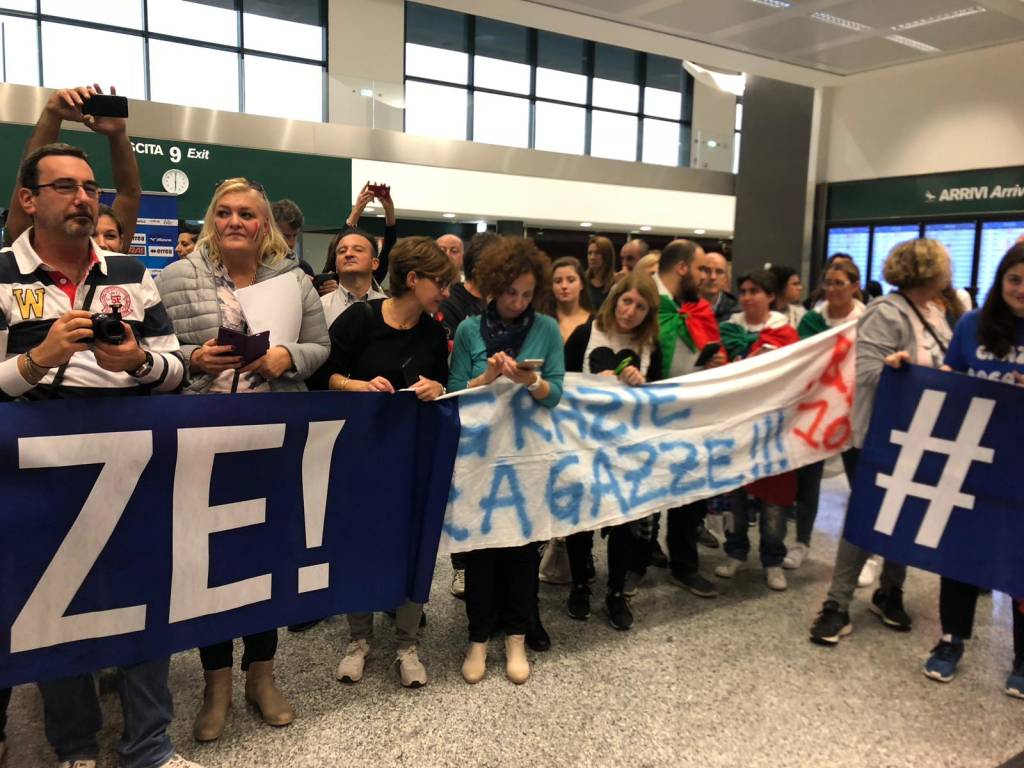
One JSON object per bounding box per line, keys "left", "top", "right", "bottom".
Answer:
{"left": 33, "top": 179, "right": 99, "bottom": 198}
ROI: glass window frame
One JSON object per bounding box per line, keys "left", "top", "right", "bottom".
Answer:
{"left": 1, "top": 0, "right": 328, "bottom": 121}
{"left": 403, "top": 2, "right": 693, "bottom": 167}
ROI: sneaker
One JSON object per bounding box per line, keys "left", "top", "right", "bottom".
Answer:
{"left": 585, "top": 554, "right": 597, "bottom": 584}
{"left": 525, "top": 610, "right": 551, "bottom": 652}
{"left": 622, "top": 570, "right": 643, "bottom": 597}
{"left": 450, "top": 569, "right": 466, "bottom": 599}
{"left": 396, "top": 646, "right": 427, "bottom": 688}
{"left": 714, "top": 558, "right": 744, "bottom": 578}
{"left": 567, "top": 583, "right": 591, "bottom": 620}
{"left": 160, "top": 756, "right": 205, "bottom": 768}
{"left": 871, "top": 588, "right": 912, "bottom": 631}
{"left": 670, "top": 571, "right": 718, "bottom": 598}
{"left": 1005, "top": 661, "right": 1024, "bottom": 699}
{"left": 858, "top": 555, "right": 882, "bottom": 588}
{"left": 650, "top": 540, "right": 669, "bottom": 569}
{"left": 809, "top": 600, "right": 852, "bottom": 645}
{"left": 765, "top": 566, "right": 788, "bottom": 591}
{"left": 336, "top": 639, "right": 370, "bottom": 683}
{"left": 287, "top": 619, "right": 322, "bottom": 633}
{"left": 924, "top": 638, "right": 964, "bottom": 683}
{"left": 782, "top": 542, "right": 809, "bottom": 570}
{"left": 697, "top": 523, "right": 720, "bottom": 549}
{"left": 606, "top": 592, "right": 634, "bottom": 631}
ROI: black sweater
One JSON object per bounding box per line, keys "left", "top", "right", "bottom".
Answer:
{"left": 564, "top": 317, "right": 663, "bottom": 382}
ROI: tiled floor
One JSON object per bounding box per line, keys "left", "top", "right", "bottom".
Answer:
{"left": 5, "top": 472, "right": 1022, "bottom": 767}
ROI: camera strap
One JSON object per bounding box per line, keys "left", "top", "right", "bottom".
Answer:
{"left": 49, "top": 267, "right": 102, "bottom": 390}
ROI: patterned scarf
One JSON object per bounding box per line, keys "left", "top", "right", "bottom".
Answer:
{"left": 480, "top": 301, "right": 536, "bottom": 357}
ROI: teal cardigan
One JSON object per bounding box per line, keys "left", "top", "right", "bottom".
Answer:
{"left": 448, "top": 312, "right": 565, "bottom": 409}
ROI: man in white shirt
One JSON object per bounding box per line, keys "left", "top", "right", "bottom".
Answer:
{"left": 320, "top": 228, "right": 387, "bottom": 327}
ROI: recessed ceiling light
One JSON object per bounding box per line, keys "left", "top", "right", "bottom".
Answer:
{"left": 694, "top": 229, "right": 706, "bottom": 235}
{"left": 376, "top": 214, "right": 385, "bottom": 218}
{"left": 359, "top": 88, "right": 374, "bottom": 98}
{"left": 891, "top": 6, "right": 985, "bottom": 31}
{"left": 442, "top": 213, "right": 456, "bottom": 218}
{"left": 748, "top": 0, "right": 790, "bottom": 8}
{"left": 640, "top": 225, "right": 652, "bottom": 232}
{"left": 580, "top": 222, "right": 592, "bottom": 228}
{"left": 810, "top": 11, "right": 871, "bottom": 32}
{"left": 885, "top": 34, "right": 940, "bottom": 52}
{"left": 476, "top": 221, "right": 488, "bottom": 233}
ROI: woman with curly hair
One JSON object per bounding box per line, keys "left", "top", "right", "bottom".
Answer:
{"left": 449, "top": 237, "right": 565, "bottom": 685}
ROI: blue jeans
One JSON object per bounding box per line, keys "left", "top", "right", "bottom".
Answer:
{"left": 724, "top": 489, "right": 788, "bottom": 568}
{"left": 39, "top": 657, "right": 174, "bottom": 768}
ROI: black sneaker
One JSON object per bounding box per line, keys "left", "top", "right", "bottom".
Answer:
{"left": 697, "top": 523, "right": 720, "bottom": 549}
{"left": 567, "top": 583, "right": 591, "bottom": 620}
{"left": 606, "top": 592, "right": 634, "bottom": 631}
{"left": 809, "top": 600, "right": 852, "bottom": 645}
{"left": 670, "top": 571, "right": 719, "bottom": 598}
{"left": 585, "top": 554, "right": 597, "bottom": 584}
{"left": 871, "top": 588, "right": 912, "bottom": 631}
{"left": 650, "top": 540, "right": 669, "bottom": 569}
{"left": 526, "top": 609, "right": 551, "bottom": 652}
{"left": 288, "top": 619, "right": 323, "bottom": 633}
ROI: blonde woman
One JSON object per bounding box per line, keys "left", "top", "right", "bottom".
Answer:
{"left": 156, "top": 178, "right": 329, "bottom": 740}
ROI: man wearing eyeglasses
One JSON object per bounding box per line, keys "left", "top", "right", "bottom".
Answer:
{"left": 0, "top": 143, "right": 197, "bottom": 768}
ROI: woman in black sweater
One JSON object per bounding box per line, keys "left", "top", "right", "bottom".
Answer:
{"left": 563, "top": 271, "right": 663, "bottom": 630}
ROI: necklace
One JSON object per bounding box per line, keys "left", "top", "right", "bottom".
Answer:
{"left": 384, "top": 299, "right": 418, "bottom": 329}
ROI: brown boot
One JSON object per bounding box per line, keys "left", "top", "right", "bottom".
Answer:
{"left": 193, "top": 667, "right": 233, "bottom": 742}
{"left": 244, "top": 660, "right": 293, "bottom": 727}
{"left": 505, "top": 635, "right": 530, "bottom": 684}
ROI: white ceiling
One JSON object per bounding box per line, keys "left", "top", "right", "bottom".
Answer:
{"left": 532, "top": 0, "right": 1024, "bottom": 75}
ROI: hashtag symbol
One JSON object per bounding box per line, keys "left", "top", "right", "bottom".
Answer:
{"left": 874, "top": 390, "right": 995, "bottom": 548}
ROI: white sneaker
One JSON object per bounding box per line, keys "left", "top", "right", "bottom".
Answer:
{"left": 59, "top": 762, "right": 97, "bottom": 768}
{"left": 714, "top": 558, "right": 744, "bottom": 578}
{"left": 783, "top": 542, "right": 808, "bottom": 570}
{"left": 450, "top": 569, "right": 466, "bottom": 598}
{"left": 396, "top": 646, "right": 427, "bottom": 688}
{"left": 858, "top": 555, "right": 883, "bottom": 588}
{"left": 160, "top": 755, "right": 205, "bottom": 768}
{"left": 336, "top": 639, "right": 370, "bottom": 683}
{"left": 765, "top": 566, "right": 788, "bottom": 591}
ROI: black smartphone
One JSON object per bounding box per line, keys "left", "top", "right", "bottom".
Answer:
{"left": 82, "top": 94, "right": 129, "bottom": 118}
{"left": 313, "top": 272, "right": 338, "bottom": 290}
{"left": 696, "top": 342, "right": 722, "bottom": 367}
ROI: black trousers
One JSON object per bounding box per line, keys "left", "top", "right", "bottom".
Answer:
{"left": 451, "top": 551, "right": 468, "bottom": 570}
{"left": 666, "top": 501, "right": 708, "bottom": 579}
{"left": 0, "top": 686, "right": 10, "bottom": 741}
{"left": 940, "top": 578, "right": 1024, "bottom": 664}
{"left": 465, "top": 545, "right": 538, "bottom": 642}
{"left": 199, "top": 629, "right": 278, "bottom": 671}
{"left": 565, "top": 525, "right": 636, "bottom": 594}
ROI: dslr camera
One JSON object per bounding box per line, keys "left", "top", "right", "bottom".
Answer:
{"left": 91, "top": 304, "right": 126, "bottom": 345}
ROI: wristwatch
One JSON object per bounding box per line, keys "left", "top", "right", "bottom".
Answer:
{"left": 129, "top": 351, "right": 154, "bottom": 378}
{"left": 526, "top": 373, "right": 542, "bottom": 392}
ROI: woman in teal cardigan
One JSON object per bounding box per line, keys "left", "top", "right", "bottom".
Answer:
{"left": 449, "top": 236, "right": 565, "bottom": 686}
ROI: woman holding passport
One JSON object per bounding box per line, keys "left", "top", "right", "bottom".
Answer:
{"left": 156, "top": 177, "right": 329, "bottom": 742}
{"left": 448, "top": 236, "right": 565, "bottom": 686}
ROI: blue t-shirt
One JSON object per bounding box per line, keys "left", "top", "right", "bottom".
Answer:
{"left": 945, "top": 309, "right": 1024, "bottom": 384}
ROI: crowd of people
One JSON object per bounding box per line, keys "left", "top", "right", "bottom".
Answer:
{"left": 1, "top": 85, "right": 1023, "bottom": 768}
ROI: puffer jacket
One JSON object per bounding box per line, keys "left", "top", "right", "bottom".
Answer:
{"left": 155, "top": 249, "right": 329, "bottom": 394}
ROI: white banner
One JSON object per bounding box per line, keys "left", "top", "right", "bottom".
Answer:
{"left": 442, "top": 322, "right": 856, "bottom": 553}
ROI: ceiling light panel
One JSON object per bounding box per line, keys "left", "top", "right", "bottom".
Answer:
{"left": 891, "top": 6, "right": 986, "bottom": 31}
{"left": 810, "top": 12, "right": 872, "bottom": 32}
{"left": 747, "top": 0, "right": 791, "bottom": 8}
{"left": 884, "top": 34, "right": 940, "bottom": 52}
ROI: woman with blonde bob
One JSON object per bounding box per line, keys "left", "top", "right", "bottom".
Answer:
{"left": 156, "top": 178, "right": 329, "bottom": 741}
{"left": 810, "top": 238, "right": 955, "bottom": 646}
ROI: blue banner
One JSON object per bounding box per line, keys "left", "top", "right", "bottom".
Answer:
{"left": 100, "top": 190, "right": 178, "bottom": 271}
{"left": 0, "top": 392, "right": 459, "bottom": 688}
{"left": 844, "top": 366, "right": 1023, "bottom": 597}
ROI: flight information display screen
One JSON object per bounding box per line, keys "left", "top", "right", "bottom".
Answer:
{"left": 825, "top": 226, "right": 869, "bottom": 285}
{"left": 978, "top": 220, "right": 1024, "bottom": 305}
{"left": 871, "top": 224, "right": 921, "bottom": 295}
{"left": 924, "top": 222, "right": 976, "bottom": 296}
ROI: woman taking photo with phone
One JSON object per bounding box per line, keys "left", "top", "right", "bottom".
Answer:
{"left": 562, "top": 271, "right": 662, "bottom": 630}
{"left": 449, "top": 236, "right": 565, "bottom": 685}
{"left": 157, "top": 177, "right": 330, "bottom": 742}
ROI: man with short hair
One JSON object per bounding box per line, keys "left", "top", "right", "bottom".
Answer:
{"left": 694, "top": 250, "right": 738, "bottom": 322}
{"left": 319, "top": 228, "right": 386, "bottom": 328}
{"left": 436, "top": 234, "right": 464, "bottom": 275}
{"left": 1, "top": 143, "right": 195, "bottom": 768}
{"left": 272, "top": 198, "right": 315, "bottom": 277}
{"left": 619, "top": 238, "right": 649, "bottom": 275}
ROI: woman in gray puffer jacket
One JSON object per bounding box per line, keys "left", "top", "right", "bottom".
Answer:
{"left": 155, "top": 178, "right": 329, "bottom": 743}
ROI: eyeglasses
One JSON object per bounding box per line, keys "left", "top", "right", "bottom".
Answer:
{"left": 214, "top": 178, "right": 265, "bottom": 193}
{"left": 823, "top": 280, "right": 852, "bottom": 288}
{"left": 33, "top": 179, "right": 99, "bottom": 198}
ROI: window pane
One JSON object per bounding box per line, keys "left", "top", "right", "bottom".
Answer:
{"left": 406, "top": 3, "right": 467, "bottom": 52}
{"left": 472, "top": 92, "right": 528, "bottom": 149}
{"left": 647, "top": 54, "right": 681, "bottom": 91}
{"left": 644, "top": 87, "right": 680, "bottom": 120}
{"left": 592, "top": 78, "right": 639, "bottom": 112}
{"left": 405, "top": 42, "right": 467, "bottom": 85}
{"left": 681, "top": 122, "right": 692, "bottom": 165}
{"left": 594, "top": 43, "right": 637, "bottom": 84}
{"left": 590, "top": 110, "right": 637, "bottom": 162}
{"left": 536, "top": 67, "right": 586, "bottom": 104}
{"left": 404, "top": 80, "right": 467, "bottom": 141}
{"left": 150, "top": 41, "right": 238, "bottom": 112}
{"left": 474, "top": 55, "right": 529, "bottom": 95}
{"left": 0, "top": 14, "right": 39, "bottom": 86}
{"left": 535, "top": 101, "right": 585, "bottom": 155}
{"left": 733, "top": 131, "right": 741, "bottom": 174}
{"left": 642, "top": 118, "right": 680, "bottom": 166}
{"left": 41, "top": 0, "right": 143, "bottom": 29}
{"left": 42, "top": 22, "right": 145, "bottom": 99}
{"left": 244, "top": 10, "right": 322, "bottom": 60}
{"left": 538, "top": 31, "right": 586, "bottom": 75}
{"left": 475, "top": 17, "right": 527, "bottom": 63}
{"left": 245, "top": 55, "right": 322, "bottom": 122}
{"left": 147, "top": 0, "right": 237, "bottom": 47}
{"left": 735, "top": 102, "right": 744, "bottom": 131}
